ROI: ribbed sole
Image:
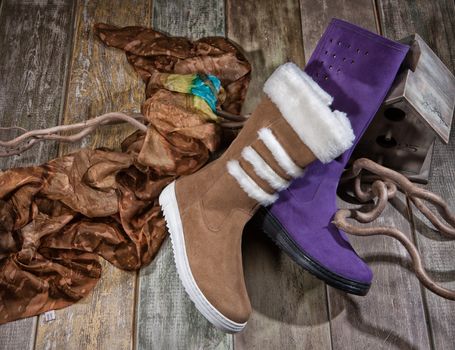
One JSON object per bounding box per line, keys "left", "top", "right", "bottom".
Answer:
{"left": 255, "top": 207, "right": 371, "bottom": 296}
{"left": 159, "top": 181, "right": 247, "bottom": 333}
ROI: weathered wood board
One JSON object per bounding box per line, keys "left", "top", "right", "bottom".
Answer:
{"left": 57, "top": 0, "right": 150, "bottom": 156}
{"left": 227, "top": 0, "right": 307, "bottom": 112}
{"left": 135, "top": 1, "right": 232, "bottom": 349}
{"left": 227, "top": 1, "right": 332, "bottom": 349}
{"left": 0, "top": 0, "right": 74, "bottom": 169}
{"left": 329, "top": 198, "right": 431, "bottom": 350}
{"left": 0, "top": 0, "right": 74, "bottom": 349}
{"left": 377, "top": 1, "right": 455, "bottom": 349}
{"left": 34, "top": 1, "right": 150, "bottom": 349}
{"left": 0, "top": 318, "right": 36, "bottom": 350}
{"left": 151, "top": 0, "right": 225, "bottom": 39}
{"left": 299, "top": 0, "right": 379, "bottom": 65}
{"left": 136, "top": 239, "right": 232, "bottom": 350}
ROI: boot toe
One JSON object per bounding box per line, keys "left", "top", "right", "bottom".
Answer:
{"left": 302, "top": 224, "right": 373, "bottom": 287}
{"left": 256, "top": 207, "right": 372, "bottom": 294}
{"left": 199, "top": 282, "right": 252, "bottom": 325}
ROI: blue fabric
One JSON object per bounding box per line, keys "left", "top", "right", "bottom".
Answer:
{"left": 190, "top": 74, "right": 221, "bottom": 111}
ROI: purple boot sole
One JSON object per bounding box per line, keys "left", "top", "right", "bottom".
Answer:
{"left": 253, "top": 19, "right": 409, "bottom": 295}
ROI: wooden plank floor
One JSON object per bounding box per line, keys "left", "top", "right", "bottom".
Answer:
{"left": 0, "top": 0, "right": 454, "bottom": 349}
{"left": 0, "top": 1, "right": 75, "bottom": 349}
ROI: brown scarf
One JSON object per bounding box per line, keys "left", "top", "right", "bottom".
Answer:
{"left": 0, "top": 23, "right": 250, "bottom": 324}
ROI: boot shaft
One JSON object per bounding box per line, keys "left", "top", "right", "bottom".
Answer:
{"left": 264, "top": 19, "right": 409, "bottom": 292}
{"left": 162, "top": 61, "right": 359, "bottom": 332}
{"left": 177, "top": 62, "right": 356, "bottom": 216}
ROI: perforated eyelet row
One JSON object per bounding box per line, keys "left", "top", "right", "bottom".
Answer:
{"left": 313, "top": 38, "right": 370, "bottom": 82}
{"left": 327, "top": 38, "right": 369, "bottom": 55}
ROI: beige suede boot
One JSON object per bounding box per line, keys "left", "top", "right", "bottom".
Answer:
{"left": 159, "top": 62, "right": 355, "bottom": 332}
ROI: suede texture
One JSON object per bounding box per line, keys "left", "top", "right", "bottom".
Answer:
{"left": 174, "top": 97, "right": 316, "bottom": 323}
{"left": 267, "top": 18, "right": 409, "bottom": 284}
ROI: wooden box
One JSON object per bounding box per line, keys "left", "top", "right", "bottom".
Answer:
{"left": 352, "top": 34, "right": 455, "bottom": 183}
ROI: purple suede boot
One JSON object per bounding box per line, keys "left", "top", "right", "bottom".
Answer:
{"left": 253, "top": 19, "right": 409, "bottom": 295}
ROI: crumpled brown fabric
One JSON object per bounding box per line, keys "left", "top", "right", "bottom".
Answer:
{"left": 95, "top": 23, "right": 251, "bottom": 114}
{"left": 0, "top": 24, "right": 250, "bottom": 324}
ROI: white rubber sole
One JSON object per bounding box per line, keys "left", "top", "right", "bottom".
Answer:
{"left": 159, "top": 181, "right": 247, "bottom": 333}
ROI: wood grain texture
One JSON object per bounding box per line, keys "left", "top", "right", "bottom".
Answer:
{"left": 377, "top": 1, "right": 455, "bottom": 349}
{"left": 35, "top": 266, "right": 137, "bottom": 350}
{"left": 34, "top": 1, "right": 151, "bottom": 349}
{"left": 299, "top": 1, "right": 431, "bottom": 349}
{"left": 0, "top": 0, "right": 74, "bottom": 169}
{"left": 227, "top": 1, "right": 332, "bottom": 349}
{"left": 58, "top": 0, "right": 151, "bottom": 156}
{"left": 236, "top": 229, "right": 332, "bottom": 350}
{"left": 136, "top": 239, "right": 233, "bottom": 350}
{"left": 330, "top": 198, "right": 431, "bottom": 349}
{"left": 0, "top": 318, "right": 36, "bottom": 350}
{"left": 299, "top": 0, "right": 377, "bottom": 65}
{"left": 377, "top": 0, "right": 455, "bottom": 72}
{"left": 227, "top": 0, "right": 306, "bottom": 113}
{"left": 415, "top": 130, "right": 455, "bottom": 350}
{"left": 0, "top": 0, "right": 74, "bottom": 349}
{"left": 152, "top": 0, "right": 225, "bottom": 39}
{"left": 397, "top": 34, "right": 455, "bottom": 143}
{"left": 135, "top": 1, "right": 232, "bottom": 349}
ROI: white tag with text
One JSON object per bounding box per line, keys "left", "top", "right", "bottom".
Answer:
{"left": 43, "top": 310, "right": 56, "bottom": 322}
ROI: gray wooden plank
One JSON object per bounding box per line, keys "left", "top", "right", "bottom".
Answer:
{"left": 135, "top": 1, "right": 233, "bottom": 349}
{"left": 0, "top": 0, "right": 74, "bottom": 349}
{"left": 152, "top": 0, "right": 225, "bottom": 39}
{"left": 415, "top": 127, "right": 455, "bottom": 350}
{"left": 377, "top": 1, "right": 455, "bottom": 349}
{"left": 378, "top": 0, "right": 455, "bottom": 72}
{"left": 34, "top": 1, "right": 151, "bottom": 350}
{"left": 299, "top": 1, "right": 432, "bottom": 349}
{"left": 0, "top": 318, "right": 36, "bottom": 350}
{"left": 0, "top": 0, "right": 74, "bottom": 169}
{"left": 329, "top": 199, "right": 431, "bottom": 350}
{"left": 300, "top": 0, "right": 377, "bottom": 64}
{"left": 137, "top": 240, "right": 233, "bottom": 350}
{"left": 58, "top": 0, "right": 151, "bottom": 156}
{"left": 35, "top": 267, "right": 137, "bottom": 350}
{"left": 227, "top": 0, "right": 308, "bottom": 113}
{"left": 227, "top": 1, "right": 332, "bottom": 349}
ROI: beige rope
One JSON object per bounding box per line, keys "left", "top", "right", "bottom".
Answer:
{"left": 333, "top": 158, "right": 455, "bottom": 300}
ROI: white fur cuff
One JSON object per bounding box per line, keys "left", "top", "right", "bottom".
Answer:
{"left": 241, "top": 146, "right": 289, "bottom": 191}
{"left": 227, "top": 160, "right": 278, "bottom": 205}
{"left": 257, "top": 128, "right": 304, "bottom": 178}
{"left": 263, "top": 62, "right": 355, "bottom": 163}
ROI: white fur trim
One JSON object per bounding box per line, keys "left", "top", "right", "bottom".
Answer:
{"left": 297, "top": 69, "right": 333, "bottom": 106}
{"left": 257, "top": 128, "right": 304, "bottom": 178}
{"left": 227, "top": 160, "right": 278, "bottom": 205}
{"left": 263, "top": 62, "right": 355, "bottom": 163}
{"left": 241, "top": 146, "right": 289, "bottom": 191}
